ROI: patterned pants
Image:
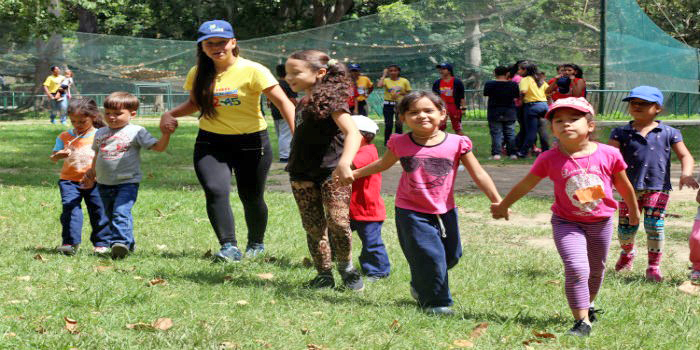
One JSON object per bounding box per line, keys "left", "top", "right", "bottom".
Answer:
{"left": 618, "top": 190, "right": 669, "bottom": 254}
{"left": 291, "top": 178, "right": 352, "bottom": 273}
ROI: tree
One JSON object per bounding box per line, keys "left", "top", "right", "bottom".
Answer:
{"left": 639, "top": 0, "right": 700, "bottom": 48}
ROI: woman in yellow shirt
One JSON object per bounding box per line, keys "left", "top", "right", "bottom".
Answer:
{"left": 376, "top": 64, "right": 411, "bottom": 145}
{"left": 516, "top": 62, "right": 550, "bottom": 158}
{"left": 42, "top": 66, "right": 68, "bottom": 125}
{"left": 159, "top": 20, "right": 295, "bottom": 261}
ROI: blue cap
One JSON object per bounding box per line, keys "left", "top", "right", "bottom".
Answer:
{"left": 348, "top": 63, "right": 361, "bottom": 71}
{"left": 197, "top": 20, "right": 235, "bottom": 43}
{"left": 435, "top": 62, "right": 452, "bottom": 70}
{"left": 622, "top": 86, "right": 664, "bottom": 106}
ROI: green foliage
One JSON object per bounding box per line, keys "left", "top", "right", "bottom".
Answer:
{"left": 639, "top": 0, "right": 700, "bottom": 48}
{"left": 0, "top": 0, "right": 65, "bottom": 44}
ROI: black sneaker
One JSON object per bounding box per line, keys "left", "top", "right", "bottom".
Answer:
{"left": 57, "top": 244, "right": 79, "bottom": 256}
{"left": 306, "top": 272, "right": 335, "bottom": 288}
{"left": 340, "top": 269, "right": 364, "bottom": 291}
{"left": 111, "top": 243, "right": 129, "bottom": 260}
{"left": 588, "top": 307, "right": 604, "bottom": 323}
{"left": 566, "top": 319, "right": 592, "bottom": 337}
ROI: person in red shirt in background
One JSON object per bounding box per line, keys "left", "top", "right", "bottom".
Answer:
{"left": 432, "top": 63, "right": 466, "bottom": 135}
{"left": 350, "top": 115, "right": 390, "bottom": 281}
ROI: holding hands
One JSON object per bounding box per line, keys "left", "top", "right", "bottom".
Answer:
{"left": 333, "top": 163, "right": 355, "bottom": 186}
{"left": 490, "top": 202, "right": 510, "bottom": 220}
{"left": 159, "top": 111, "right": 179, "bottom": 134}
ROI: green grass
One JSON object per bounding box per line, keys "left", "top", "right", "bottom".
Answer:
{"left": 1, "top": 122, "right": 700, "bottom": 349}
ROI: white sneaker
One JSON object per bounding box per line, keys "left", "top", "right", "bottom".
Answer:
{"left": 489, "top": 155, "right": 501, "bottom": 160}
{"left": 93, "top": 246, "right": 109, "bottom": 254}
{"left": 509, "top": 155, "right": 518, "bottom": 160}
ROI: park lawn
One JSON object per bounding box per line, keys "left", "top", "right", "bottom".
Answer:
{"left": 1, "top": 121, "right": 700, "bottom": 349}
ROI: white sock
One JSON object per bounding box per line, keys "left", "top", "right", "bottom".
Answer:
{"left": 337, "top": 262, "right": 354, "bottom": 274}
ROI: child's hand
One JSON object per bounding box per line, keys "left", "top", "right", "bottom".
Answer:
{"left": 627, "top": 211, "right": 640, "bottom": 226}
{"left": 81, "top": 169, "right": 96, "bottom": 189}
{"left": 159, "top": 112, "right": 178, "bottom": 134}
{"left": 333, "top": 164, "right": 354, "bottom": 186}
{"left": 680, "top": 175, "right": 699, "bottom": 190}
{"left": 50, "top": 149, "right": 71, "bottom": 162}
{"left": 490, "top": 202, "right": 509, "bottom": 220}
{"left": 382, "top": 68, "right": 388, "bottom": 77}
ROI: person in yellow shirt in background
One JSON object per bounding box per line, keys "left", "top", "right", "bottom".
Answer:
{"left": 159, "top": 20, "right": 296, "bottom": 262}
{"left": 348, "top": 63, "right": 373, "bottom": 117}
{"left": 516, "top": 62, "right": 550, "bottom": 158}
{"left": 376, "top": 64, "right": 411, "bottom": 145}
{"left": 43, "top": 65, "right": 68, "bottom": 125}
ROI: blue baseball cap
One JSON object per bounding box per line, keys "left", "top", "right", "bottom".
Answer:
{"left": 435, "top": 62, "right": 453, "bottom": 70}
{"left": 197, "top": 20, "right": 235, "bottom": 43}
{"left": 622, "top": 86, "right": 664, "bottom": 106}
{"left": 348, "top": 63, "right": 361, "bottom": 71}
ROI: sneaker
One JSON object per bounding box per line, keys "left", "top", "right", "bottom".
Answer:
{"left": 245, "top": 243, "right": 265, "bottom": 258}
{"left": 645, "top": 266, "right": 663, "bottom": 282}
{"left": 213, "top": 243, "right": 242, "bottom": 262}
{"left": 306, "top": 272, "right": 335, "bottom": 288}
{"left": 614, "top": 251, "right": 636, "bottom": 271}
{"left": 588, "top": 307, "right": 604, "bottom": 323}
{"left": 111, "top": 243, "right": 129, "bottom": 260}
{"left": 57, "top": 244, "right": 79, "bottom": 256}
{"left": 566, "top": 319, "right": 592, "bottom": 337}
{"left": 279, "top": 158, "right": 289, "bottom": 163}
{"left": 423, "top": 306, "right": 454, "bottom": 315}
{"left": 410, "top": 286, "right": 419, "bottom": 301}
{"left": 509, "top": 155, "right": 518, "bottom": 160}
{"left": 93, "top": 246, "right": 109, "bottom": 254}
{"left": 690, "top": 270, "right": 700, "bottom": 284}
{"left": 340, "top": 268, "right": 364, "bottom": 291}
{"left": 365, "top": 275, "right": 387, "bottom": 283}
{"left": 488, "top": 155, "right": 501, "bottom": 160}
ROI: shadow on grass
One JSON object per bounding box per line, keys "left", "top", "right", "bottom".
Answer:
{"left": 459, "top": 308, "right": 569, "bottom": 328}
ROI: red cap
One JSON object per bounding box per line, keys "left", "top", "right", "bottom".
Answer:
{"left": 544, "top": 97, "right": 595, "bottom": 120}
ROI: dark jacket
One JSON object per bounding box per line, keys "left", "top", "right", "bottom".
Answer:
{"left": 432, "top": 77, "right": 465, "bottom": 106}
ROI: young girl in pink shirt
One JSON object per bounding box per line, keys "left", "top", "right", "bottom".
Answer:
{"left": 354, "top": 91, "right": 502, "bottom": 315}
{"left": 491, "top": 97, "right": 640, "bottom": 336}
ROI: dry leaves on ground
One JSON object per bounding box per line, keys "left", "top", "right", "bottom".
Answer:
{"left": 452, "top": 322, "right": 489, "bottom": 348}
{"left": 148, "top": 278, "right": 168, "bottom": 287}
{"left": 236, "top": 300, "right": 249, "bottom": 306}
{"left": 389, "top": 319, "right": 401, "bottom": 333}
{"left": 126, "top": 318, "right": 173, "bottom": 331}
{"left": 307, "top": 344, "right": 326, "bottom": 350}
{"left": 257, "top": 273, "right": 274, "bottom": 280}
{"left": 532, "top": 330, "right": 556, "bottom": 339}
{"left": 33, "top": 254, "right": 47, "bottom": 262}
{"left": 64, "top": 317, "right": 79, "bottom": 334}
{"left": 95, "top": 266, "right": 113, "bottom": 272}
{"left": 219, "top": 342, "right": 239, "bottom": 349}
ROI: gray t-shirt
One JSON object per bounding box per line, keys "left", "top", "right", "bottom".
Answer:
{"left": 92, "top": 124, "right": 158, "bottom": 185}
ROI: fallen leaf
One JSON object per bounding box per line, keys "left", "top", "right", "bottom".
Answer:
{"left": 301, "top": 327, "right": 310, "bottom": 335}
{"left": 35, "top": 326, "right": 47, "bottom": 334}
{"left": 522, "top": 339, "right": 542, "bottom": 346}
{"left": 302, "top": 257, "right": 313, "bottom": 268}
{"left": 126, "top": 322, "right": 153, "bottom": 331}
{"left": 219, "top": 342, "right": 239, "bottom": 349}
{"left": 223, "top": 275, "right": 234, "bottom": 281}
{"left": 148, "top": 278, "right": 168, "bottom": 287}
{"left": 532, "top": 330, "right": 556, "bottom": 339}
{"left": 257, "top": 273, "right": 274, "bottom": 280}
{"left": 307, "top": 344, "right": 325, "bottom": 350}
{"left": 236, "top": 300, "right": 248, "bottom": 306}
{"left": 469, "top": 322, "right": 489, "bottom": 340}
{"left": 152, "top": 318, "right": 173, "bottom": 331}
{"left": 64, "top": 317, "right": 79, "bottom": 334}
{"left": 452, "top": 339, "right": 474, "bottom": 348}
{"left": 678, "top": 281, "right": 700, "bottom": 295}
{"left": 203, "top": 249, "right": 212, "bottom": 258}
{"left": 156, "top": 244, "right": 167, "bottom": 250}
{"left": 389, "top": 319, "right": 401, "bottom": 333}
{"left": 17, "top": 276, "right": 31, "bottom": 281}
{"left": 546, "top": 280, "right": 560, "bottom": 285}
{"left": 4, "top": 332, "right": 16, "bottom": 338}
{"left": 95, "top": 266, "right": 113, "bottom": 272}
{"left": 33, "top": 254, "right": 47, "bottom": 262}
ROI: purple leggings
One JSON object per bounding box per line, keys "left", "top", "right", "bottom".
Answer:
{"left": 551, "top": 215, "right": 613, "bottom": 310}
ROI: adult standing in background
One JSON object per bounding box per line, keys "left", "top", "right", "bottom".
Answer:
{"left": 43, "top": 66, "right": 68, "bottom": 125}
{"left": 376, "top": 64, "right": 411, "bottom": 145}
{"left": 270, "top": 64, "right": 298, "bottom": 162}
{"left": 159, "top": 20, "right": 296, "bottom": 261}
{"left": 348, "top": 63, "right": 373, "bottom": 116}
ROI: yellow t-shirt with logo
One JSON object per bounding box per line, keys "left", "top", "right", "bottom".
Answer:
{"left": 183, "top": 57, "right": 278, "bottom": 135}
{"left": 356, "top": 76, "right": 373, "bottom": 102}
{"left": 519, "top": 76, "right": 549, "bottom": 103}
{"left": 43, "top": 74, "right": 65, "bottom": 94}
{"left": 382, "top": 77, "right": 411, "bottom": 102}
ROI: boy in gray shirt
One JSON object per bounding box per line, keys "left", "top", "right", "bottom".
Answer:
{"left": 83, "top": 92, "right": 171, "bottom": 259}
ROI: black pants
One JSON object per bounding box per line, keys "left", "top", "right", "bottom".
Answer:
{"left": 193, "top": 129, "right": 272, "bottom": 247}
{"left": 357, "top": 100, "right": 368, "bottom": 116}
{"left": 383, "top": 102, "right": 402, "bottom": 145}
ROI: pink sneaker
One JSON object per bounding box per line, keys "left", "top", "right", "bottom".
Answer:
{"left": 93, "top": 246, "right": 109, "bottom": 254}
{"left": 614, "top": 251, "right": 636, "bottom": 271}
{"left": 645, "top": 266, "right": 663, "bottom": 282}
{"left": 690, "top": 270, "right": 700, "bottom": 285}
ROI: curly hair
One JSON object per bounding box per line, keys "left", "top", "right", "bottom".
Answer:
{"left": 288, "top": 50, "right": 352, "bottom": 120}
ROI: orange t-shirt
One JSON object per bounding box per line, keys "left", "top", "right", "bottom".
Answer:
{"left": 53, "top": 129, "right": 97, "bottom": 182}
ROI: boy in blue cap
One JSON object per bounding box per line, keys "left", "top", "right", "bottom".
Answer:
{"left": 608, "top": 86, "right": 698, "bottom": 281}
{"left": 348, "top": 64, "right": 373, "bottom": 116}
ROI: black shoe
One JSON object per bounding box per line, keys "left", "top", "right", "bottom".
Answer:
{"left": 588, "top": 307, "right": 603, "bottom": 323}
{"left": 306, "top": 272, "right": 335, "bottom": 288}
{"left": 340, "top": 268, "right": 364, "bottom": 291}
{"left": 566, "top": 319, "right": 592, "bottom": 337}
{"left": 111, "top": 243, "right": 130, "bottom": 260}
{"left": 279, "top": 158, "right": 288, "bottom": 163}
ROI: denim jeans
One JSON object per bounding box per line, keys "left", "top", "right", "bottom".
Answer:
{"left": 98, "top": 183, "right": 139, "bottom": 249}
{"left": 395, "top": 207, "right": 462, "bottom": 307}
{"left": 351, "top": 220, "right": 390, "bottom": 277}
{"left": 273, "top": 118, "right": 292, "bottom": 160}
{"left": 518, "top": 102, "right": 549, "bottom": 156}
{"left": 50, "top": 98, "right": 68, "bottom": 123}
{"left": 59, "top": 180, "right": 111, "bottom": 246}
{"left": 382, "top": 102, "right": 402, "bottom": 145}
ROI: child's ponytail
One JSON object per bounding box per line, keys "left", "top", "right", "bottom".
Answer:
{"left": 67, "top": 97, "right": 105, "bottom": 128}
{"left": 289, "top": 50, "right": 352, "bottom": 119}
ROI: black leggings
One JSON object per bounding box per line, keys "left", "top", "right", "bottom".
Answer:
{"left": 193, "top": 129, "right": 272, "bottom": 247}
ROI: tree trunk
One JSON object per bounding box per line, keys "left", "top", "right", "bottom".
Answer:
{"left": 76, "top": 5, "right": 98, "bottom": 33}
{"left": 33, "top": 0, "right": 63, "bottom": 108}
{"left": 463, "top": 18, "right": 482, "bottom": 90}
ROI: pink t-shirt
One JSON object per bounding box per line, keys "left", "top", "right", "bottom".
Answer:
{"left": 530, "top": 143, "right": 627, "bottom": 222}
{"left": 387, "top": 133, "right": 472, "bottom": 214}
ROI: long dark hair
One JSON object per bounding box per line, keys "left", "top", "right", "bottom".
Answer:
{"left": 289, "top": 50, "right": 352, "bottom": 120}
{"left": 67, "top": 97, "right": 105, "bottom": 128}
{"left": 570, "top": 63, "right": 584, "bottom": 79}
{"left": 192, "top": 40, "right": 240, "bottom": 119}
{"left": 521, "top": 62, "right": 544, "bottom": 87}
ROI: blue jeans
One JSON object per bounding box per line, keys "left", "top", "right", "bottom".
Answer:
{"left": 518, "top": 102, "right": 549, "bottom": 157}
{"left": 98, "top": 183, "right": 139, "bottom": 249}
{"left": 50, "top": 98, "right": 68, "bottom": 123}
{"left": 59, "top": 180, "right": 111, "bottom": 246}
{"left": 351, "top": 220, "right": 390, "bottom": 277}
{"left": 395, "top": 207, "right": 462, "bottom": 308}
{"left": 273, "top": 118, "right": 292, "bottom": 160}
